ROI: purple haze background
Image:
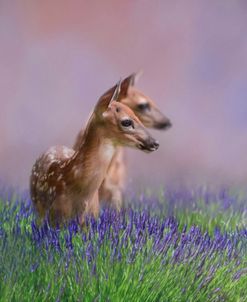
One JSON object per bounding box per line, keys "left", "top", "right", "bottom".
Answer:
{"left": 1, "top": 1, "right": 247, "bottom": 189}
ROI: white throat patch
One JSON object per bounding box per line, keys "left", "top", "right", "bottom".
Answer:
{"left": 100, "top": 142, "right": 115, "bottom": 162}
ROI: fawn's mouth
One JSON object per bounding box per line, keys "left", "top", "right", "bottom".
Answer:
{"left": 138, "top": 142, "right": 159, "bottom": 153}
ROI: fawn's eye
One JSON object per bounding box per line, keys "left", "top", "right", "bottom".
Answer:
{"left": 121, "top": 119, "right": 133, "bottom": 128}
{"left": 137, "top": 103, "right": 150, "bottom": 111}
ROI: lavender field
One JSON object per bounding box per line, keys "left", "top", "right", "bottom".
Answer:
{"left": 0, "top": 187, "right": 246, "bottom": 301}
{"left": 1, "top": 2, "right": 247, "bottom": 301}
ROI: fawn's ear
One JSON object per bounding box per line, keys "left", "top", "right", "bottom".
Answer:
{"left": 117, "top": 70, "right": 143, "bottom": 98}
{"left": 118, "top": 74, "right": 135, "bottom": 98}
{"left": 109, "top": 79, "right": 122, "bottom": 104}
{"left": 132, "top": 69, "right": 143, "bottom": 85}
{"left": 95, "top": 80, "right": 122, "bottom": 116}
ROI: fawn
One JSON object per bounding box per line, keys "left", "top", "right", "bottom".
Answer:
{"left": 73, "top": 73, "right": 171, "bottom": 210}
{"left": 30, "top": 80, "right": 159, "bottom": 224}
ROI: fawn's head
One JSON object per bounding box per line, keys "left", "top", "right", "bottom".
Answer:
{"left": 94, "top": 80, "right": 159, "bottom": 153}
{"left": 119, "top": 73, "right": 172, "bottom": 130}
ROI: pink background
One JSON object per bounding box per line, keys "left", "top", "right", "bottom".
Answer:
{"left": 1, "top": 1, "right": 247, "bottom": 189}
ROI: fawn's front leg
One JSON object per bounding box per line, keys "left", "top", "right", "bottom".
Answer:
{"left": 80, "top": 191, "right": 100, "bottom": 225}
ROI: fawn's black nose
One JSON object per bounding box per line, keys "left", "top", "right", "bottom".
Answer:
{"left": 150, "top": 140, "right": 159, "bottom": 150}
{"left": 156, "top": 119, "right": 172, "bottom": 130}
{"left": 138, "top": 137, "right": 159, "bottom": 152}
{"left": 147, "top": 138, "right": 159, "bottom": 152}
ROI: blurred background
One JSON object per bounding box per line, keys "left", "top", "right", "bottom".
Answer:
{"left": 1, "top": 1, "right": 247, "bottom": 189}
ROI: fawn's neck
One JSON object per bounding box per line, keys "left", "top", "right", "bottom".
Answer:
{"left": 63, "top": 113, "right": 116, "bottom": 196}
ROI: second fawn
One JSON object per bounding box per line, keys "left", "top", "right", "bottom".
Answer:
{"left": 73, "top": 73, "right": 171, "bottom": 210}
{"left": 30, "top": 80, "right": 159, "bottom": 224}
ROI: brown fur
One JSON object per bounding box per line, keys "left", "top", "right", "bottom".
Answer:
{"left": 73, "top": 73, "right": 171, "bottom": 210}
{"left": 98, "top": 147, "right": 126, "bottom": 210}
{"left": 30, "top": 81, "right": 158, "bottom": 224}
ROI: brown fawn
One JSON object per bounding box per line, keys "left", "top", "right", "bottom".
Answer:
{"left": 73, "top": 73, "right": 171, "bottom": 210}
{"left": 30, "top": 80, "right": 159, "bottom": 224}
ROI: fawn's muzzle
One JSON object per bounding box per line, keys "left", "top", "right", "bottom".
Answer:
{"left": 138, "top": 137, "right": 159, "bottom": 152}
{"left": 155, "top": 119, "right": 172, "bottom": 130}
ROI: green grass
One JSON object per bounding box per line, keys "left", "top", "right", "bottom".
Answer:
{"left": 0, "top": 188, "right": 246, "bottom": 301}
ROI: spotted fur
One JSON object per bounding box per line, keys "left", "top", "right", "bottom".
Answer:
{"left": 30, "top": 80, "right": 158, "bottom": 224}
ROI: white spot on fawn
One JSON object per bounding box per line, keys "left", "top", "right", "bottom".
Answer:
{"left": 71, "top": 166, "right": 81, "bottom": 178}
{"left": 62, "top": 147, "right": 73, "bottom": 158}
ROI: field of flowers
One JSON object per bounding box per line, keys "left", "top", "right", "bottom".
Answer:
{"left": 0, "top": 186, "right": 246, "bottom": 301}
